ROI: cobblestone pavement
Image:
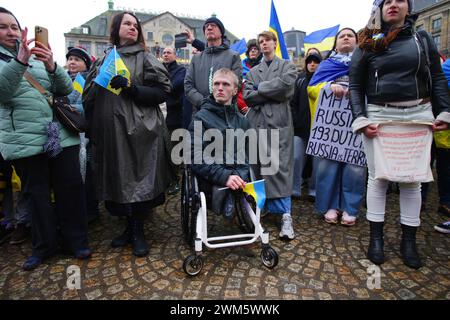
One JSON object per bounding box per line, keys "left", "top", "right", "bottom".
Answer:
{"left": 0, "top": 184, "right": 449, "bottom": 300}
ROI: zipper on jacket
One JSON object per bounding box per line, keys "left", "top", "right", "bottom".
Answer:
{"left": 10, "top": 109, "right": 15, "bottom": 131}
{"left": 413, "top": 36, "right": 421, "bottom": 99}
{"left": 375, "top": 70, "right": 379, "bottom": 94}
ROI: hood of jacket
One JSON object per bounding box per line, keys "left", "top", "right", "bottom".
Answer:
{"left": 204, "top": 42, "right": 230, "bottom": 54}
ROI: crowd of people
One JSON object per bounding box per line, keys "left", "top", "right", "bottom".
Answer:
{"left": 0, "top": 0, "right": 449, "bottom": 273}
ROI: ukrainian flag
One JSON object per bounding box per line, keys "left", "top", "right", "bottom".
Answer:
{"left": 243, "top": 180, "right": 266, "bottom": 210}
{"left": 73, "top": 73, "right": 85, "bottom": 94}
{"left": 231, "top": 38, "right": 247, "bottom": 60}
{"left": 304, "top": 25, "right": 340, "bottom": 53}
{"left": 269, "top": 0, "right": 289, "bottom": 60}
{"left": 94, "top": 46, "right": 131, "bottom": 95}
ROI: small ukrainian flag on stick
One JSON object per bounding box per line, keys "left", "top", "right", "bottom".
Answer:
{"left": 243, "top": 180, "right": 266, "bottom": 210}
{"left": 94, "top": 46, "right": 130, "bottom": 95}
{"left": 73, "top": 73, "right": 85, "bottom": 94}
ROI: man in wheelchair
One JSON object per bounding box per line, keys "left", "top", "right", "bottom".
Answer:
{"left": 188, "top": 68, "right": 251, "bottom": 217}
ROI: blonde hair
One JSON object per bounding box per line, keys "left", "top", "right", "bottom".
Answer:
{"left": 213, "top": 68, "right": 239, "bottom": 89}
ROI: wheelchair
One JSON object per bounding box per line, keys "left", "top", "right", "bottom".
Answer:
{"left": 181, "top": 166, "right": 279, "bottom": 276}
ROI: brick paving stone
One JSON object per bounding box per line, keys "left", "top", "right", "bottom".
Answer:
{"left": 244, "top": 286, "right": 259, "bottom": 297}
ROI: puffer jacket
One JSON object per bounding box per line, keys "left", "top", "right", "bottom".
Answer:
{"left": 189, "top": 98, "right": 250, "bottom": 186}
{"left": 0, "top": 44, "right": 77, "bottom": 161}
{"left": 349, "top": 18, "right": 450, "bottom": 119}
{"left": 185, "top": 43, "right": 242, "bottom": 111}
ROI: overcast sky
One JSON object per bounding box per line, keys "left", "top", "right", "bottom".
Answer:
{"left": 2, "top": 0, "right": 374, "bottom": 64}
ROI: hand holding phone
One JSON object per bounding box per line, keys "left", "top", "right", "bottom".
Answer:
{"left": 35, "top": 26, "right": 49, "bottom": 48}
{"left": 32, "top": 26, "right": 55, "bottom": 72}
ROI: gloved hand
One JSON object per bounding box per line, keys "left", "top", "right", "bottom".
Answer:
{"left": 110, "top": 75, "right": 130, "bottom": 89}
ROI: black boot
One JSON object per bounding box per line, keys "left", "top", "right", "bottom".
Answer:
{"left": 130, "top": 215, "right": 149, "bottom": 257}
{"left": 367, "top": 221, "right": 385, "bottom": 265}
{"left": 400, "top": 224, "right": 422, "bottom": 269}
{"left": 111, "top": 216, "right": 132, "bottom": 248}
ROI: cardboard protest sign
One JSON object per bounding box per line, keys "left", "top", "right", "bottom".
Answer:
{"left": 306, "top": 87, "right": 366, "bottom": 167}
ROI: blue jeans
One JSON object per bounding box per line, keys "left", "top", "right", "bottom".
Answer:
{"left": 315, "top": 158, "right": 366, "bottom": 217}
{"left": 293, "top": 137, "right": 317, "bottom": 197}
{"left": 436, "top": 148, "right": 450, "bottom": 206}
{"left": 265, "top": 197, "right": 291, "bottom": 215}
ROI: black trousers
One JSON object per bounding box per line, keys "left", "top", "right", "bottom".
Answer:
{"left": 14, "top": 146, "right": 88, "bottom": 258}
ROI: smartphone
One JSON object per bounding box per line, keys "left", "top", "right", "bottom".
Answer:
{"left": 175, "top": 33, "right": 187, "bottom": 49}
{"left": 35, "top": 26, "right": 49, "bottom": 48}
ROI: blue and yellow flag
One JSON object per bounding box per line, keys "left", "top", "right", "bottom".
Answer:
{"left": 231, "top": 38, "right": 247, "bottom": 59}
{"left": 304, "top": 25, "right": 340, "bottom": 53}
{"left": 269, "top": 0, "right": 289, "bottom": 60}
{"left": 243, "top": 180, "right": 266, "bottom": 210}
{"left": 94, "top": 46, "right": 130, "bottom": 95}
{"left": 73, "top": 73, "right": 85, "bottom": 94}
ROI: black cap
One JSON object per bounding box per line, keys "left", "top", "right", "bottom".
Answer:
{"left": 305, "top": 52, "right": 322, "bottom": 64}
{"left": 203, "top": 17, "right": 225, "bottom": 37}
{"left": 66, "top": 47, "right": 92, "bottom": 70}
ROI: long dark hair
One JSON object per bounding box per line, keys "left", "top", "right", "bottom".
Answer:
{"left": 0, "top": 7, "right": 21, "bottom": 30}
{"left": 326, "top": 28, "right": 358, "bottom": 58}
{"left": 110, "top": 12, "right": 146, "bottom": 49}
{"left": 358, "top": 1, "right": 413, "bottom": 53}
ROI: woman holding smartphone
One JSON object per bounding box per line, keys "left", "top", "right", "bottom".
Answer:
{"left": 0, "top": 7, "right": 91, "bottom": 270}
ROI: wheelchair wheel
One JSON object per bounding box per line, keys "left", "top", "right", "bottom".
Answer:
{"left": 183, "top": 255, "right": 204, "bottom": 276}
{"left": 261, "top": 246, "right": 278, "bottom": 269}
{"left": 235, "top": 193, "right": 256, "bottom": 233}
{"left": 181, "top": 170, "right": 197, "bottom": 247}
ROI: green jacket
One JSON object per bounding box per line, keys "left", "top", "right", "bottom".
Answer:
{"left": 0, "top": 44, "right": 78, "bottom": 160}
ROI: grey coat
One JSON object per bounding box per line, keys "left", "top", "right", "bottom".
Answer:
{"left": 184, "top": 44, "right": 242, "bottom": 111}
{"left": 243, "top": 57, "right": 297, "bottom": 199}
{"left": 82, "top": 44, "right": 175, "bottom": 204}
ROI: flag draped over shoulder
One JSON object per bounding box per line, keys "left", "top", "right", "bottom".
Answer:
{"left": 73, "top": 73, "right": 85, "bottom": 94}
{"left": 243, "top": 180, "right": 266, "bottom": 210}
{"left": 269, "top": 0, "right": 289, "bottom": 60}
{"left": 94, "top": 46, "right": 130, "bottom": 95}
{"left": 304, "top": 24, "right": 340, "bottom": 53}
{"left": 307, "top": 58, "right": 350, "bottom": 127}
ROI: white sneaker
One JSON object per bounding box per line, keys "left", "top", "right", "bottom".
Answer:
{"left": 279, "top": 214, "right": 295, "bottom": 240}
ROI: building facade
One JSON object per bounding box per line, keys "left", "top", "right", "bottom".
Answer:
{"left": 283, "top": 28, "right": 306, "bottom": 58}
{"left": 415, "top": 0, "right": 450, "bottom": 57}
{"left": 64, "top": 1, "right": 238, "bottom": 63}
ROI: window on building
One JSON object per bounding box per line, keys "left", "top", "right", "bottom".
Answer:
{"left": 99, "top": 17, "right": 108, "bottom": 36}
{"left": 68, "top": 41, "right": 75, "bottom": 49}
{"left": 162, "top": 33, "right": 174, "bottom": 46}
{"left": 432, "top": 35, "right": 441, "bottom": 49}
{"left": 82, "top": 26, "right": 90, "bottom": 35}
{"left": 79, "top": 41, "right": 91, "bottom": 54}
{"left": 416, "top": 24, "right": 424, "bottom": 32}
{"left": 96, "top": 42, "right": 109, "bottom": 57}
{"left": 147, "top": 32, "right": 154, "bottom": 41}
{"left": 432, "top": 18, "right": 442, "bottom": 31}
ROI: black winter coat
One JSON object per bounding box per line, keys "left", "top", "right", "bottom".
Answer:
{"left": 290, "top": 73, "right": 313, "bottom": 138}
{"left": 189, "top": 98, "right": 250, "bottom": 186}
{"left": 164, "top": 61, "right": 186, "bottom": 128}
{"left": 349, "top": 20, "right": 450, "bottom": 119}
